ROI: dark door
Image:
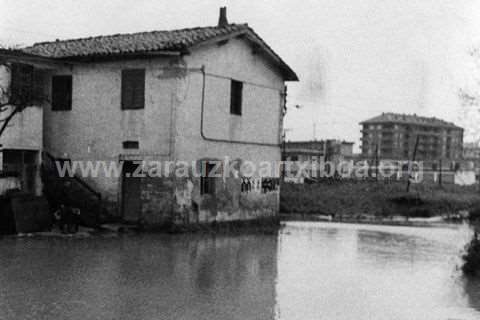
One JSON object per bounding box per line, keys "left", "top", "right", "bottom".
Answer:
{"left": 122, "top": 161, "right": 142, "bottom": 222}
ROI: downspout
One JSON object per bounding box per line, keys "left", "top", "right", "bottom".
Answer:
{"left": 199, "top": 65, "right": 281, "bottom": 147}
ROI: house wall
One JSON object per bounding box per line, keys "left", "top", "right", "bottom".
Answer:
{"left": 176, "top": 38, "right": 284, "bottom": 164}
{"left": 0, "top": 64, "right": 43, "bottom": 151}
{"left": 0, "top": 105, "right": 43, "bottom": 150}
{"left": 165, "top": 38, "right": 284, "bottom": 224}
{"left": 44, "top": 38, "right": 287, "bottom": 224}
{"left": 43, "top": 58, "right": 179, "bottom": 207}
{"left": 0, "top": 64, "right": 44, "bottom": 196}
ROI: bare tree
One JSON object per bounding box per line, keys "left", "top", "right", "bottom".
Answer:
{"left": 0, "top": 61, "right": 43, "bottom": 139}
{"left": 458, "top": 48, "right": 480, "bottom": 143}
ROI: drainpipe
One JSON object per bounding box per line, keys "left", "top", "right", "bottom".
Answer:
{"left": 199, "top": 65, "right": 281, "bottom": 147}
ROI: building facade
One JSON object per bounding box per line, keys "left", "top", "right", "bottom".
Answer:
{"left": 360, "top": 113, "right": 463, "bottom": 161}
{"left": 463, "top": 142, "right": 480, "bottom": 160}
{"left": 0, "top": 9, "right": 298, "bottom": 225}
{"left": 284, "top": 140, "right": 354, "bottom": 162}
{"left": 0, "top": 52, "right": 56, "bottom": 196}
{"left": 283, "top": 140, "right": 354, "bottom": 181}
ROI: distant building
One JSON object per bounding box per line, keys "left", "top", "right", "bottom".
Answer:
{"left": 284, "top": 140, "right": 354, "bottom": 162}
{"left": 463, "top": 142, "right": 480, "bottom": 160}
{"left": 283, "top": 140, "right": 354, "bottom": 182}
{"left": 360, "top": 113, "right": 463, "bottom": 161}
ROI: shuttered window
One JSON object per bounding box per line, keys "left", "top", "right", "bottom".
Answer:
{"left": 121, "top": 69, "right": 145, "bottom": 110}
{"left": 10, "top": 63, "right": 33, "bottom": 105}
{"left": 51, "top": 75, "right": 72, "bottom": 111}
{"left": 32, "top": 69, "right": 47, "bottom": 103}
{"left": 230, "top": 80, "right": 243, "bottom": 115}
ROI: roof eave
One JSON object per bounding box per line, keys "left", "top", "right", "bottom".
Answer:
{"left": 187, "top": 27, "right": 298, "bottom": 81}
{"left": 243, "top": 30, "right": 298, "bottom": 81}
{"left": 0, "top": 49, "right": 72, "bottom": 68}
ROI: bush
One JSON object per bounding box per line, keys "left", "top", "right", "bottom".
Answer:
{"left": 463, "top": 232, "right": 480, "bottom": 277}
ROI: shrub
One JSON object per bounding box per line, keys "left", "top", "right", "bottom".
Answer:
{"left": 462, "top": 232, "right": 480, "bottom": 277}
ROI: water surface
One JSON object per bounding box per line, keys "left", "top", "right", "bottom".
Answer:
{"left": 0, "top": 222, "right": 479, "bottom": 320}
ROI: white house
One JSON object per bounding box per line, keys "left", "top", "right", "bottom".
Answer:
{"left": 0, "top": 8, "right": 298, "bottom": 226}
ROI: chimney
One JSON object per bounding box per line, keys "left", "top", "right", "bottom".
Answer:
{"left": 218, "top": 7, "right": 228, "bottom": 27}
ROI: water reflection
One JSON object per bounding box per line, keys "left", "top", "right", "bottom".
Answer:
{"left": 463, "top": 276, "right": 480, "bottom": 313}
{"left": 276, "top": 222, "right": 480, "bottom": 320}
{"left": 0, "top": 234, "right": 278, "bottom": 320}
{"left": 1, "top": 223, "right": 480, "bottom": 320}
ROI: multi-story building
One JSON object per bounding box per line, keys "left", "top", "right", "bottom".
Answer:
{"left": 0, "top": 8, "right": 298, "bottom": 226}
{"left": 360, "top": 113, "right": 463, "bottom": 161}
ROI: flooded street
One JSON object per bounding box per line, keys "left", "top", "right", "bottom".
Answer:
{"left": 1, "top": 222, "right": 479, "bottom": 320}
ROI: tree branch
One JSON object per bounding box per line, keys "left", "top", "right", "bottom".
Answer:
{"left": 0, "top": 105, "right": 20, "bottom": 136}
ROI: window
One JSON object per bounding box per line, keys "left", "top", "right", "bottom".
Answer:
{"left": 200, "top": 161, "right": 217, "bottom": 195}
{"left": 51, "top": 75, "right": 72, "bottom": 111}
{"left": 121, "top": 69, "right": 145, "bottom": 110}
{"left": 122, "top": 141, "right": 139, "bottom": 149}
{"left": 10, "top": 63, "right": 33, "bottom": 105}
{"left": 230, "top": 80, "right": 243, "bottom": 115}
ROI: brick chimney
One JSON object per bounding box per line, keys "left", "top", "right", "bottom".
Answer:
{"left": 218, "top": 7, "right": 228, "bottom": 27}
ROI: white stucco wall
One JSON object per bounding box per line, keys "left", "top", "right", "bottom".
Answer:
{"left": 43, "top": 58, "right": 178, "bottom": 200}
{"left": 44, "top": 37, "right": 288, "bottom": 206}
{"left": 0, "top": 64, "right": 43, "bottom": 151}
{"left": 175, "top": 38, "right": 285, "bottom": 166}
{"left": 0, "top": 105, "right": 43, "bottom": 150}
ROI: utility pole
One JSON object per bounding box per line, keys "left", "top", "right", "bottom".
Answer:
{"left": 438, "top": 158, "right": 442, "bottom": 186}
{"left": 406, "top": 135, "right": 420, "bottom": 192}
{"left": 375, "top": 143, "right": 379, "bottom": 181}
{"left": 281, "top": 128, "right": 292, "bottom": 182}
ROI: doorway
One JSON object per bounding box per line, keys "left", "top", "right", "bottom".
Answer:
{"left": 121, "top": 161, "right": 142, "bottom": 222}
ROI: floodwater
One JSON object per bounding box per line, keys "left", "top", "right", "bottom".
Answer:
{"left": 0, "top": 222, "right": 479, "bottom": 320}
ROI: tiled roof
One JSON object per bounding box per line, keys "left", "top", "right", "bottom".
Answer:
{"left": 23, "top": 24, "right": 298, "bottom": 80}
{"left": 361, "top": 112, "right": 463, "bottom": 129}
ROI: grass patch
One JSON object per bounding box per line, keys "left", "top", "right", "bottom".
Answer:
{"left": 280, "top": 181, "right": 480, "bottom": 218}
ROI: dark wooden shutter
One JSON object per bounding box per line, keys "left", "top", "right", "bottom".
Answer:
{"left": 51, "top": 75, "right": 72, "bottom": 111}
{"left": 32, "top": 69, "right": 47, "bottom": 104}
{"left": 121, "top": 69, "right": 145, "bottom": 110}
{"left": 230, "top": 80, "right": 243, "bottom": 115}
{"left": 122, "top": 141, "right": 139, "bottom": 149}
{"left": 10, "top": 63, "right": 33, "bottom": 105}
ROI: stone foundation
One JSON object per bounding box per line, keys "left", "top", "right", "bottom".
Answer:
{"left": 136, "top": 176, "right": 279, "bottom": 226}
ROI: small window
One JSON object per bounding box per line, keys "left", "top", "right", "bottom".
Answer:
{"left": 121, "top": 69, "right": 145, "bottom": 110}
{"left": 200, "top": 161, "right": 217, "bottom": 195}
{"left": 230, "top": 80, "right": 243, "bottom": 115}
{"left": 51, "top": 75, "right": 72, "bottom": 111}
{"left": 122, "top": 141, "right": 139, "bottom": 149}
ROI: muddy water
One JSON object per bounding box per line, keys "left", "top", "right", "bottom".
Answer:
{"left": 0, "top": 222, "right": 479, "bottom": 320}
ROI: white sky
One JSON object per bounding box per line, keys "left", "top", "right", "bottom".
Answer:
{"left": 2, "top": 0, "right": 480, "bottom": 151}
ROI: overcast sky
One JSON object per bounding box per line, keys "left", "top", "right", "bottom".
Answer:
{"left": 2, "top": 0, "right": 480, "bottom": 150}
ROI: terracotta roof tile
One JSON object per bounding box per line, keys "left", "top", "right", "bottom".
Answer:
{"left": 21, "top": 23, "right": 298, "bottom": 80}
{"left": 24, "top": 24, "right": 248, "bottom": 58}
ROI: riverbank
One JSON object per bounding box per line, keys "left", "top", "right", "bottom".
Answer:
{"left": 280, "top": 213, "right": 457, "bottom": 228}
{"left": 0, "top": 217, "right": 282, "bottom": 239}
{"left": 280, "top": 181, "right": 480, "bottom": 219}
